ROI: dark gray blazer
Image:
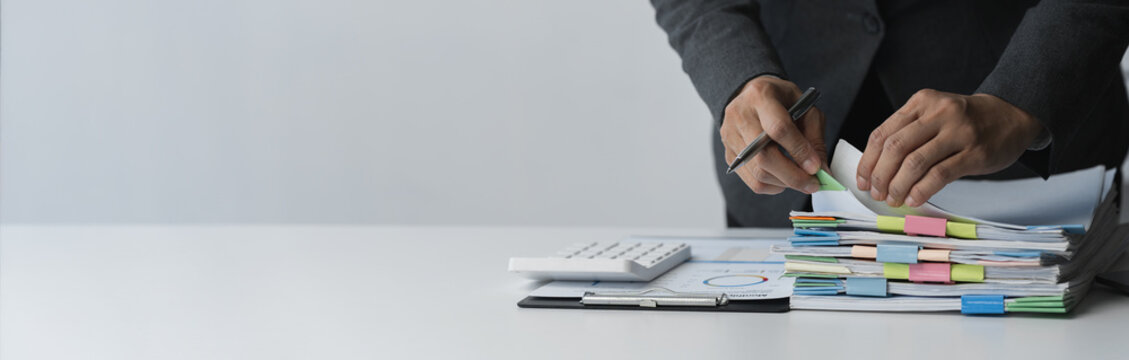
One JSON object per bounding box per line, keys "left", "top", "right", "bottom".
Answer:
{"left": 651, "top": 0, "right": 1129, "bottom": 227}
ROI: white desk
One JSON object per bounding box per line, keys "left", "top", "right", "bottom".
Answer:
{"left": 2, "top": 225, "right": 1126, "bottom": 359}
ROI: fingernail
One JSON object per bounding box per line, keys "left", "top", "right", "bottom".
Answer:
{"left": 857, "top": 176, "right": 869, "bottom": 190}
{"left": 886, "top": 195, "right": 900, "bottom": 207}
{"left": 803, "top": 183, "right": 820, "bottom": 194}
{"left": 870, "top": 188, "right": 881, "bottom": 201}
{"left": 906, "top": 196, "right": 918, "bottom": 207}
{"left": 802, "top": 159, "right": 819, "bottom": 175}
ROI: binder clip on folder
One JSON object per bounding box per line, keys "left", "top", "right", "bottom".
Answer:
{"left": 581, "top": 288, "right": 728, "bottom": 308}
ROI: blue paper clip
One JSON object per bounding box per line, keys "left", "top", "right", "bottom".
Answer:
{"left": 961, "top": 294, "right": 1006, "bottom": 315}
{"left": 875, "top": 244, "right": 919, "bottom": 264}
{"left": 845, "top": 277, "right": 887, "bottom": 297}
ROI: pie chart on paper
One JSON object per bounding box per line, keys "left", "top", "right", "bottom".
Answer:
{"left": 702, "top": 274, "right": 769, "bottom": 287}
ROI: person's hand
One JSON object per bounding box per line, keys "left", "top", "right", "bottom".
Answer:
{"left": 856, "top": 89, "right": 1043, "bottom": 207}
{"left": 721, "top": 76, "right": 827, "bottom": 195}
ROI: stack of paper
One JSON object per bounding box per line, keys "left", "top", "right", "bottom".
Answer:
{"left": 771, "top": 140, "right": 1129, "bottom": 314}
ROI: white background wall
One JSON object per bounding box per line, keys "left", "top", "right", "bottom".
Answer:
{"left": 2, "top": 1, "right": 1128, "bottom": 226}
{"left": 0, "top": 0, "right": 726, "bottom": 226}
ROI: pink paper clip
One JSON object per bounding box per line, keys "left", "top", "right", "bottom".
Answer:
{"left": 904, "top": 215, "right": 947, "bottom": 237}
{"left": 908, "top": 263, "right": 952, "bottom": 283}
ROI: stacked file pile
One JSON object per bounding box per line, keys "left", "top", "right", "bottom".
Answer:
{"left": 771, "top": 141, "right": 1129, "bottom": 314}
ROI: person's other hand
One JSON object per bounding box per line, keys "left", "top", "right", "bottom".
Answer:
{"left": 856, "top": 89, "right": 1043, "bottom": 207}
{"left": 720, "top": 76, "right": 827, "bottom": 195}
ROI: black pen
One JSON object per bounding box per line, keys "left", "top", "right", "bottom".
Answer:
{"left": 725, "top": 87, "right": 821, "bottom": 175}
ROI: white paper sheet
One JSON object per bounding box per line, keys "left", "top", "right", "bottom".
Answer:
{"left": 818, "top": 140, "right": 1108, "bottom": 228}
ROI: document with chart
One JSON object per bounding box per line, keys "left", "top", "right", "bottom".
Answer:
{"left": 528, "top": 237, "right": 795, "bottom": 300}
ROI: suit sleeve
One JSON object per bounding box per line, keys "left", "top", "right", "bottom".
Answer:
{"left": 650, "top": 0, "right": 786, "bottom": 126}
{"left": 975, "top": 0, "right": 1129, "bottom": 177}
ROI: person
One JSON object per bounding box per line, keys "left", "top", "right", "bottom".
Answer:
{"left": 650, "top": 0, "right": 1129, "bottom": 227}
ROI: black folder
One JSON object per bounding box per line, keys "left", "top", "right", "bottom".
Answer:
{"left": 517, "top": 296, "right": 790, "bottom": 313}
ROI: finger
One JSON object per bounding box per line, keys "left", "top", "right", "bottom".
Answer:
{"left": 722, "top": 119, "right": 781, "bottom": 188}
{"left": 905, "top": 152, "right": 970, "bottom": 207}
{"left": 800, "top": 107, "right": 828, "bottom": 164}
{"left": 870, "top": 119, "right": 942, "bottom": 202}
{"left": 745, "top": 163, "right": 788, "bottom": 189}
{"left": 883, "top": 134, "right": 962, "bottom": 207}
{"left": 755, "top": 100, "right": 821, "bottom": 175}
{"left": 857, "top": 111, "right": 916, "bottom": 191}
{"left": 720, "top": 121, "right": 750, "bottom": 156}
{"left": 727, "top": 148, "right": 785, "bottom": 194}
{"left": 758, "top": 146, "right": 821, "bottom": 194}
{"left": 734, "top": 149, "right": 787, "bottom": 188}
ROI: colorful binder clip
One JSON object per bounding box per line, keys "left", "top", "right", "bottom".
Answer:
{"left": 961, "top": 295, "right": 1006, "bottom": 314}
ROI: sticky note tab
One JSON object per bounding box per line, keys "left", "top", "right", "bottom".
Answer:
{"left": 876, "top": 244, "right": 919, "bottom": 263}
{"left": 883, "top": 263, "right": 909, "bottom": 280}
{"left": 850, "top": 245, "right": 877, "bottom": 259}
{"left": 785, "top": 255, "right": 839, "bottom": 263}
{"left": 951, "top": 264, "right": 985, "bottom": 282}
{"left": 785, "top": 262, "right": 852, "bottom": 275}
{"left": 788, "top": 239, "right": 840, "bottom": 246}
{"left": 794, "top": 229, "right": 837, "bottom": 237}
{"left": 1010, "top": 295, "right": 1063, "bottom": 303}
{"left": 791, "top": 220, "right": 845, "bottom": 225}
{"left": 946, "top": 222, "right": 978, "bottom": 239}
{"left": 791, "top": 221, "right": 841, "bottom": 228}
{"left": 908, "top": 263, "right": 951, "bottom": 283}
{"left": 788, "top": 235, "right": 840, "bottom": 243}
{"left": 845, "top": 277, "right": 887, "bottom": 297}
{"left": 961, "top": 295, "right": 1006, "bottom": 315}
{"left": 1033, "top": 224, "right": 1086, "bottom": 234}
{"left": 904, "top": 215, "right": 947, "bottom": 237}
{"left": 793, "top": 278, "right": 842, "bottom": 284}
{"left": 793, "top": 288, "right": 841, "bottom": 296}
{"left": 917, "top": 249, "right": 950, "bottom": 262}
{"left": 785, "top": 275, "right": 839, "bottom": 281}
{"left": 994, "top": 251, "right": 1041, "bottom": 258}
{"left": 1060, "top": 224, "right": 1085, "bottom": 234}
{"left": 875, "top": 215, "right": 905, "bottom": 233}
{"left": 794, "top": 283, "right": 840, "bottom": 287}
{"left": 815, "top": 169, "right": 845, "bottom": 191}
{"left": 789, "top": 216, "right": 837, "bottom": 221}
{"left": 1005, "top": 306, "right": 1066, "bottom": 314}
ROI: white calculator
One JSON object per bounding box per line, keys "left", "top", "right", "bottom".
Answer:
{"left": 508, "top": 241, "right": 691, "bottom": 282}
